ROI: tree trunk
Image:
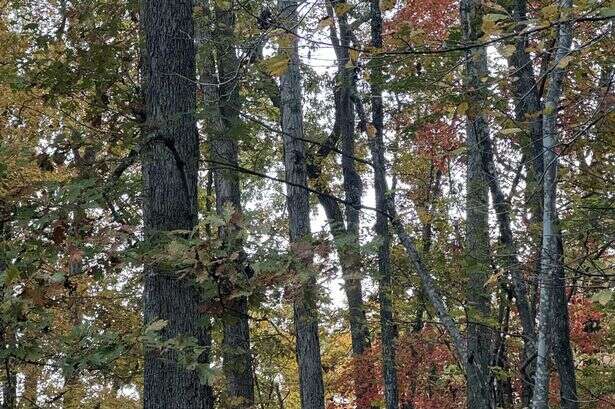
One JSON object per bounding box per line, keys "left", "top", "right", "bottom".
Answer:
{"left": 322, "top": 0, "right": 371, "bottom": 359}
{"left": 551, "top": 231, "right": 578, "bottom": 409}
{"left": 369, "top": 2, "right": 399, "bottom": 408}
{"left": 278, "top": 2, "right": 325, "bottom": 408}
{"left": 460, "top": 0, "right": 493, "bottom": 407}
{"left": 532, "top": 1, "right": 574, "bottom": 407}
{"left": 140, "top": 0, "right": 214, "bottom": 407}
{"left": 206, "top": 2, "right": 255, "bottom": 405}
{"left": 505, "top": 1, "right": 543, "bottom": 402}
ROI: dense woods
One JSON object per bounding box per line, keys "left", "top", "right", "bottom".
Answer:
{"left": 0, "top": 0, "right": 613, "bottom": 408}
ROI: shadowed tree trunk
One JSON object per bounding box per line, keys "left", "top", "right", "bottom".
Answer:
{"left": 460, "top": 0, "right": 493, "bottom": 407}
{"left": 369, "top": 2, "right": 399, "bottom": 408}
{"left": 532, "top": 1, "right": 574, "bottom": 407}
{"left": 278, "top": 1, "right": 325, "bottom": 408}
{"left": 200, "top": 2, "right": 255, "bottom": 405}
{"left": 320, "top": 3, "right": 371, "bottom": 405}
{"left": 140, "top": 0, "right": 214, "bottom": 407}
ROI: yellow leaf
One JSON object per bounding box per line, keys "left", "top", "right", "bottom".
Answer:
{"left": 334, "top": 3, "right": 352, "bottom": 16}
{"left": 317, "top": 16, "right": 333, "bottom": 30}
{"left": 540, "top": 4, "right": 559, "bottom": 21}
{"left": 379, "top": 0, "right": 396, "bottom": 12}
{"left": 349, "top": 48, "right": 360, "bottom": 63}
{"left": 457, "top": 101, "right": 469, "bottom": 115}
{"left": 481, "top": 19, "right": 498, "bottom": 36}
{"left": 367, "top": 123, "right": 377, "bottom": 137}
{"left": 557, "top": 55, "right": 574, "bottom": 69}
{"left": 500, "top": 44, "right": 516, "bottom": 58}
{"left": 261, "top": 55, "right": 290, "bottom": 77}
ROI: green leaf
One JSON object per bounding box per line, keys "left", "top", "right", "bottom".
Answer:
{"left": 599, "top": 7, "right": 615, "bottom": 17}
{"left": 483, "top": 13, "right": 508, "bottom": 22}
{"left": 261, "top": 55, "right": 290, "bottom": 77}
{"left": 145, "top": 319, "right": 168, "bottom": 333}
{"left": 592, "top": 290, "right": 613, "bottom": 306}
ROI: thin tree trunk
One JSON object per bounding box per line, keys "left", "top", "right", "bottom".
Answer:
{"left": 0, "top": 221, "right": 15, "bottom": 409}
{"left": 278, "top": 2, "right": 325, "bottom": 408}
{"left": 532, "top": 1, "right": 574, "bottom": 407}
{"left": 323, "top": 0, "right": 371, "bottom": 359}
{"left": 460, "top": 0, "right": 493, "bottom": 406}
{"left": 206, "top": 2, "right": 255, "bottom": 405}
{"left": 551, "top": 231, "right": 578, "bottom": 409}
{"left": 140, "top": 0, "right": 213, "bottom": 407}
{"left": 412, "top": 166, "right": 442, "bottom": 333}
{"left": 369, "top": 2, "right": 398, "bottom": 408}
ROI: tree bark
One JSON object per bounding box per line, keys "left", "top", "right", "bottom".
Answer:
{"left": 460, "top": 0, "right": 493, "bottom": 407}
{"left": 323, "top": 0, "right": 371, "bottom": 359}
{"left": 140, "top": 0, "right": 214, "bottom": 407}
{"left": 369, "top": 2, "right": 399, "bottom": 408}
{"left": 532, "top": 1, "right": 574, "bottom": 407}
{"left": 506, "top": 5, "right": 543, "bottom": 405}
{"left": 550, "top": 231, "right": 578, "bottom": 409}
{"left": 203, "top": 2, "right": 255, "bottom": 405}
{"left": 278, "top": 2, "right": 325, "bottom": 408}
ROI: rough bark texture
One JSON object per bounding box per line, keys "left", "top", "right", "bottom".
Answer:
{"left": 278, "top": 2, "right": 325, "bottom": 408}
{"left": 532, "top": 1, "right": 574, "bottom": 407}
{"left": 551, "top": 232, "right": 578, "bottom": 409}
{"left": 478, "top": 119, "right": 536, "bottom": 399}
{"left": 208, "top": 3, "right": 255, "bottom": 405}
{"left": 506, "top": 5, "right": 543, "bottom": 401}
{"left": 140, "top": 0, "right": 214, "bottom": 407}
{"left": 369, "top": 2, "right": 399, "bottom": 408}
{"left": 460, "top": 0, "right": 493, "bottom": 407}
{"left": 323, "top": 0, "right": 371, "bottom": 360}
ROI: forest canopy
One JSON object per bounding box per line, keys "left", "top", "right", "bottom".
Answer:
{"left": 0, "top": 0, "right": 613, "bottom": 408}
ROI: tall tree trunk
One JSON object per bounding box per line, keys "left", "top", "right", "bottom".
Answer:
{"left": 551, "top": 231, "right": 578, "bottom": 409}
{"left": 140, "top": 0, "right": 214, "bottom": 407}
{"left": 206, "top": 2, "right": 255, "bottom": 405}
{"left": 278, "top": 2, "right": 325, "bottom": 408}
{"left": 369, "top": 2, "right": 399, "bottom": 408}
{"left": 412, "top": 166, "right": 441, "bottom": 333}
{"left": 460, "top": 0, "right": 493, "bottom": 407}
{"left": 532, "top": 1, "right": 574, "bottom": 407}
{"left": 506, "top": 4, "right": 543, "bottom": 405}
{"left": 0, "top": 220, "right": 16, "bottom": 409}
{"left": 323, "top": 0, "right": 371, "bottom": 359}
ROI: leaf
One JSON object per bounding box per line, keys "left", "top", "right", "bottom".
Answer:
{"left": 367, "top": 123, "right": 377, "bottom": 137}
{"left": 483, "top": 14, "right": 508, "bottom": 22}
{"left": 557, "top": 55, "right": 574, "bottom": 69}
{"left": 261, "top": 55, "right": 290, "bottom": 77}
{"left": 334, "top": 3, "right": 352, "bottom": 16}
{"left": 540, "top": 4, "right": 559, "bottom": 21}
{"left": 500, "top": 44, "right": 516, "bottom": 58}
{"left": 317, "top": 16, "right": 333, "bottom": 30}
{"left": 457, "top": 101, "right": 469, "bottom": 115}
{"left": 599, "top": 7, "right": 615, "bottom": 17}
{"left": 349, "top": 48, "right": 360, "bottom": 63}
{"left": 379, "top": 0, "right": 396, "bottom": 12}
{"left": 592, "top": 290, "right": 613, "bottom": 306}
{"left": 500, "top": 128, "right": 523, "bottom": 135}
{"left": 146, "top": 319, "right": 168, "bottom": 332}
{"left": 481, "top": 19, "right": 498, "bottom": 36}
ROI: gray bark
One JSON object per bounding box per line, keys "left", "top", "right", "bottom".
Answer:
{"left": 532, "top": 1, "right": 574, "bottom": 407}
{"left": 322, "top": 0, "right": 371, "bottom": 359}
{"left": 278, "top": 2, "right": 325, "bottom": 408}
{"left": 551, "top": 232, "right": 578, "bottom": 409}
{"left": 203, "top": 2, "right": 255, "bottom": 405}
{"left": 460, "top": 0, "right": 493, "bottom": 407}
{"left": 369, "top": 2, "right": 399, "bottom": 408}
{"left": 504, "top": 0, "right": 542, "bottom": 399}
{"left": 140, "top": 0, "right": 214, "bottom": 407}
